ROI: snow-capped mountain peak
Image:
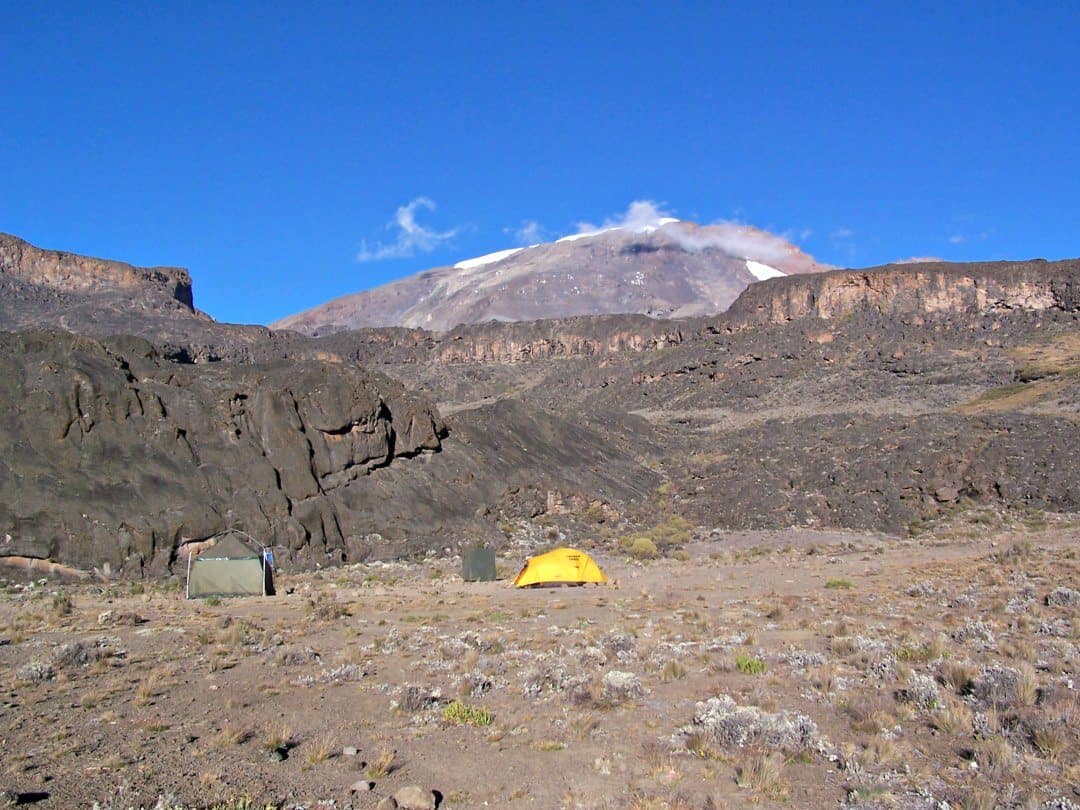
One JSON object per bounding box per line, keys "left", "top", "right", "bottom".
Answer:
{"left": 273, "top": 219, "right": 826, "bottom": 334}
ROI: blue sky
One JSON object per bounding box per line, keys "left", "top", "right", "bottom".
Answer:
{"left": 2, "top": 3, "right": 1077, "bottom": 325}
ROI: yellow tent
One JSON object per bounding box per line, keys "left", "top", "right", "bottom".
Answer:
{"left": 513, "top": 547, "right": 607, "bottom": 588}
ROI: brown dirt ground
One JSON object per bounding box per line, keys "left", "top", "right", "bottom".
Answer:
{"left": 1, "top": 519, "right": 1077, "bottom": 809}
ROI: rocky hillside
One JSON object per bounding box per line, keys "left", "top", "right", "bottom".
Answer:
{"left": 0, "top": 330, "right": 660, "bottom": 577}
{"left": 330, "top": 258, "right": 1080, "bottom": 536}
{"left": 272, "top": 221, "right": 828, "bottom": 334}
{"left": 0, "top": 232, "right": 1077, "bottom": 581}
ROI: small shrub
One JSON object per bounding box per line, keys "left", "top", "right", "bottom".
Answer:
{"left": 1046, "top": 586, "right": 1080, "bottom": 607}
{"left": 735, "top": 654, "right": 767, "bottom": 675}
{"left": 442, "top": 700, "right": 494, "bottom": 726}
{"left": 951, "top": 621, "right": 995, "bottom": 645}
{"left": 601, "top": 670, "right": 646, "bottom": 704}
{"left": 825, "top": 578, "right": 854, "bottom": 590}
{"left": 51, "top": 592, "right": 73, "bottom": 617}
{"left": 973, "top": 663, "right": 1038, "bottom": 709}
{"left": 398, "top": 685, "right": 441, "bottom": 714}
{"left": 17, "top": 661, "right": 54, "bottom": 684}
{"left": 896, "top": 673, "right": 940, "bottom": 710}
{"left": 308, "top": 595, "right": 349, "bottom": 621}
{"left": 628, "top": 536, "right": 658, "bottom": 560}
{"left": 680, "top": 694, "right": 819, "bottom": 753}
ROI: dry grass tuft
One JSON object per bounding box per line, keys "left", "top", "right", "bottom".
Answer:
{"left": 210, "top": 724, "right": 250, "bottom": 749}
{"left": 734, "top": 750, "right": 788, "bottom": 799}
{"left": 570, "top": 710, "right": 601, "bottom": 740}
{"left": 305, "top": 733, "right": 337, "bottom": 765}
{"left": 973, "top": 736, "right": 1017, "bottom": 778}
{"left": 262, "top": 723, "right": 294, "bottom": 753}
{"left": 660, "top": 660, "right": 688, "bottom": 682}
{"left": 365, "top": 748, "right": 398, "bottom": 778}
{"left": 931, "top": 698, "right": 973, "bottom": 735}
{"left": 939, "top": 660, "right": 977, "bottom": 694}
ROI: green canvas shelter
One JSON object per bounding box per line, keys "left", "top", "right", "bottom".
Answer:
{"left": 186, "top": 531, "right": 273, "bottom": 598}
{"left": 462, "top": 547, "right": 497, "bottom": 582}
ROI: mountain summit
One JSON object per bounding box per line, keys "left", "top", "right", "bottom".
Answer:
{"left": 272, "top": 220, "right": 828, "bottom": 334}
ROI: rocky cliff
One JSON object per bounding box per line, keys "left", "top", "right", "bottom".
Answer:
{"left": 0, "top": 232, "right": 195, "bottom": 309}
{"left": 0, "top": 330, "right": 447, "bottom": 575}
{"left": 321, "top": 315, "right": 685, "bottom": 367}
{"left": 725, "top": 259, "right": 1080, "bottom": 327}
{"left": 0, "top": 328, "right": 661, "bottom": 577}
{"left": 2, "top": 231, "right": 1078, "bottom": 579}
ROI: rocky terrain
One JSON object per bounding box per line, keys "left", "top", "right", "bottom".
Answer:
{"left": 1, "top": 234, "right": 1078, "bottom": 581}
{"left": 0, "top": 232, "right": 1078, "bottom": 808}
{"left": 0, "top": 521, "right": 1077, "bottom": 808}
{"left": 272, "top": 221, "right": 828, "bottom": 334}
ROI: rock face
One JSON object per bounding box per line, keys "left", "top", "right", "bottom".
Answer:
{"left": 0, "top": 232, "right": 194, "bottom": 305}
{"left": 726, "top": 259, "right": 1080, "bottom": 327}
{"left": 0, "top": 328, "right": 660, "bottom": 576}
{"left": 272, "top": 221, "right": 828, "bottom": 334}
{"left": 322, "top": 315, "right": 685, "bottom": 367}
{"left": 0, "top": 331, "right": 447, "bottom": 574}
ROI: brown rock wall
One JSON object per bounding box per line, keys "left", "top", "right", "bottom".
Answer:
{"left": 0, "top": 232, "right": 194, "bottom": 308}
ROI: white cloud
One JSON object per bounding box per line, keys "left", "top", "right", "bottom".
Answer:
{"left": 673, "top": 221, "right": 805, "bottom": 265}
{"left": 506, "top": 219, "right": 546, "bottom": 245}
{"left": 895, "top": 256, "right": 946, "bottom": 264}
{"left": 356, "top": 197, "right": 459, "bottom": 262}
{"left": 948, "top": 234, "right": 966, "bottom": 244}
{"left": 830, "top": 227, "right": 855, "bottom": 240}
{"left": 574, "top": 199, "right": 676, "bottom": 234}
{"left": 781, "top": 227, "right": 814, "bottom": 243}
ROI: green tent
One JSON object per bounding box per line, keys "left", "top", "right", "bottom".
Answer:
{"left": 186, "top": 531, "right": 273, "bottom": 598}
{"left": 462, "top": 547, "right": 497, "bottom": 582}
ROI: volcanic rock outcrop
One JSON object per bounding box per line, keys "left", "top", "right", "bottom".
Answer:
{"left": 1, "top": 232, "right": 195, "bottom": 305}
{"left": 0, "top": 328, "right": 659, "bottom": 577}
{"left": 0, "top": 330, "right": 447, "bottom": 574}
{"left": 726, "top": 259, "right": 1080, "bottom": 327}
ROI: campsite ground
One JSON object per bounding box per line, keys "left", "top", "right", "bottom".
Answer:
{"left": 1, "top": 516, "right": 1078, "bottom": 809}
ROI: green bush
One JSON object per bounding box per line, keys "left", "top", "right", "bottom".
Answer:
{"left": 442, "top": 700, "right": 494, "bottom": 726}
{"left": 735, "top": 654, "right": 767, "bottom": 675}
{"left": 627, "top": 536, "right": 658, "bottom": 559}
{"left": 825, "top": 578, "right": 854, "bottom": 590}
{"left": 651, "top": 515, "right": 692, "bottom": 548}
